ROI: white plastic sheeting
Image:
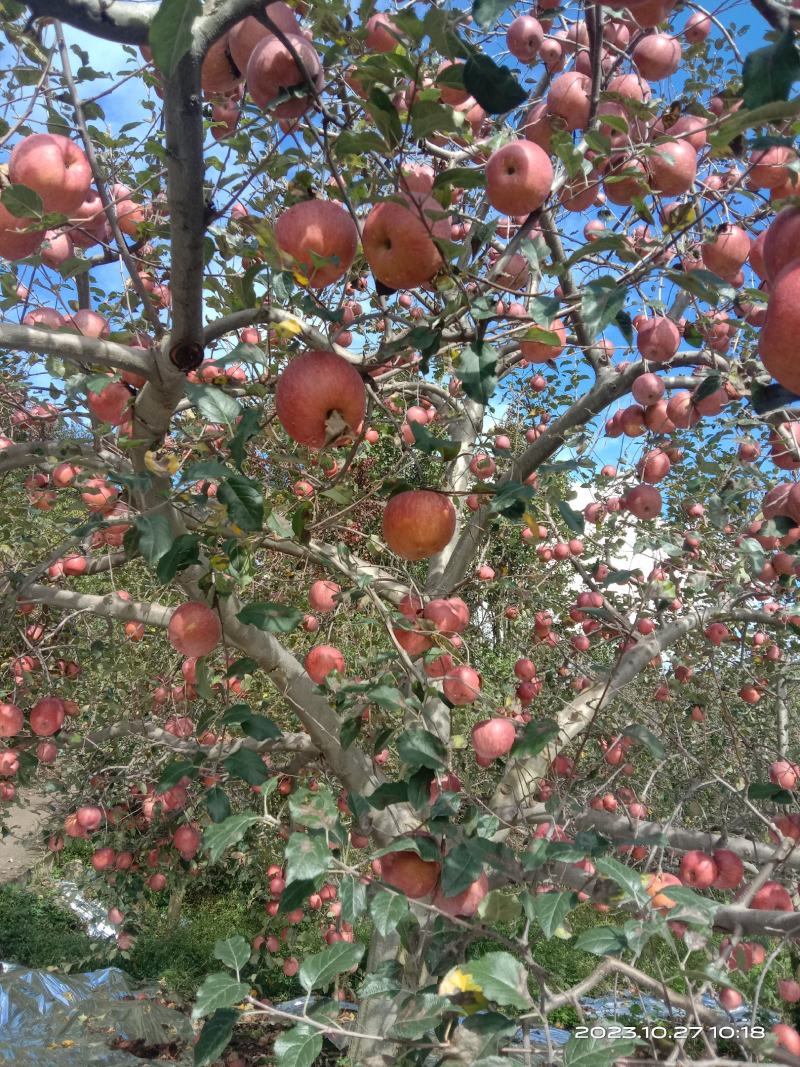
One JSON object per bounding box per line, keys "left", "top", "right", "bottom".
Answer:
{"left": 0, "top": 963, "right": 193, "bottom": 1066}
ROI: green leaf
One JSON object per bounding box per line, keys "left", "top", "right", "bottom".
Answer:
{"left": 133, "top": 514, "right": 173, "bottom": 564}
{"left": 581, "top": 277, "right": 626, "bottom": 339}
{"left": 1, "top": 184, "right": 43, "bottom": 218}
{"left": 158, "top": 760, "right": 196, "bottom": 791}
{"left": 410, "top": 421, "right": 461, "bottom": 461}
{"left": 185, "top": 382, "right": 242, "bottom": 427}
{"left": 740, "top": 536, "right": 766, "bottom": 578}
{"left": 573, "top": 925, "right": 628, "bottom": 956}
{"left": 285, "top": 831, "right": 331, "bottom": 883}
{"left": 365, "top": 781, "right": 408, "bottom": 809}
{"left": 621, "top": 723, "right": 666, "bottom": 761}
{"left": 214, "top": 934, "right": 250, "bottom": 973}
{"left": 149, "top": 0, "right": 202, "bottom": 75}
{"left": 219, "top": 472, "right": 264, "bottom": 532}
{"left": 396, "top": 728, "right": 447, "bottom": 769}
{"left": 336, "top": 129, "right": 390, "bottom": 156}
{"left": 441, "top": 843, "right": 484, "bottom": 897}
{"left": 241, "top": 714, "right": 282, "bottom": 742}
{"left": 273, "top": 1025, "right": 323, "bottom": 1067}
{"left": 279, "top": 877, "right": 323, "bottom": 915}
{"left": 463, "top": 54, "right": 527, "bottom": 115}
{"left": 193, "top": 972, "right": 249, "bottom": 1019}
{"left": 299, "top": 942, "right": 365, "bottom": 992}
{"left": 483, "top": 483, "right": 528, "bottom": 522}
{"left": 433, "top": 166, "right": 486, "bottom": 192}
{"left": 391, "top": 993, "right": 451, "bottom": 1039}
{"left": 478, "top": 890, "right": 523, "bottom": 924}
{"left": 223, "top": 748, "right": 268, "bottom": 786}
{"left": 595, "top": 856, "right": 651, "bottom": 906}
{"left": 459, "top": 341, "right": 498, "bottom": 403}
{"left": 749, "top": 781, "right": 794, "bottom": 803}
{"left": 366, "top": 88, "right": 403, "bottom": 148}
{"left": 229, "top": 406, "right": 261, "bottom": 470}
{"left": 194, "top": 1008, "right": 237, "bottom": 1067}
{"left": 693, "top": 372, "right": 722, "bottom": 403}
{"left": 203, "top": 813, "right": 260, "bottom": 862}
{"left": 464, "top": 952, "right": 531, "bottom": 1009}
{"left": 564, "top": 1036, "right": 642, "bottom": 1066}
{"left": 666, "top": 885, "right": 720, "bottom": 925}
{"left": 742, "top": 29, "right": 800, "bottom": 111}
{"left": 532, "top": 891, "right": 577, "bottom": 940}
{"left": 558, "top": 499, "right": 585, "bottom": 535}
{"left": 206, "top": 786, "right": 231, "bottom": 823}
{"left": 156, "top": 533, "right": 200, "bottom": 583}
{"left": 512, "top": 718, "right": 559, "bottom": 758}
{"left": 237, "top": 601, "right": 302, "bottom": 633}
{"left": 371, "top": 889, "right": 409, "bottom": 936}
{"left": 667, "top": 267, "right": 734, "bottom": 306}
{"left": 340, "top": 876, "right": 367, "bottom": 923}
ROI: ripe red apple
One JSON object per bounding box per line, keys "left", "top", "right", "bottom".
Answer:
{"left": 422, "top": 596, "right": 469, "bottom": 634}
{"left": 305, "top": 644, "right": 345, "bottom": 683}
{"left": 679, "top": 850, "right": 718, "bottom": 888}
{"left": 770, "top": 760, "right": 800, "bottom": 790}
{"left": 380, "top": 847, "right": 441, "bottom": 898}
{"left": 442, "top": 665, "right": 481, "bottom": 706}
{"left": 433, "top": 871, "right": 489, "bottom": 916}
{"left": 9, "top": 134, "right": 92, "bottom": 215}
{"left": 362, "top": 201, "right": 445, "bottom": 289}
{"left": 275, "top": 350, "right": 365, "bottom": 449}
{"left": 751, "top": 881, "right": 793, "bottom": 910}
{"left": 167, "top": 602, "right": 221, "bottom": 657}
{"left": 275, "top": 199, "right": 358, "bottom": 288}
{"left": 382, "top": 490, "right": 456, "bottom": 560}
{"left": 471, "top": 717, "right": 516, "bottom": 761}
{"left": 30, "top": 696, "right": 65, "bottom": 736}
{"left": 308, "top": 580, "right": 341, "bottom": 613}
{"left": 0, "top": 703, "right": 23, "bottom": 738}
{"left": 247, "top": 34, "right": 323, "bottom": 119}
{"left": 485, "top": 140, "right": 553, "bottom": 216}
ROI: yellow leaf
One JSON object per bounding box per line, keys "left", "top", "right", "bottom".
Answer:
{"left": 438, "top": 966, "right": 488, "bottom": 1014}
{"left": 272, "top": 315, "right": 304, "bottom": 338}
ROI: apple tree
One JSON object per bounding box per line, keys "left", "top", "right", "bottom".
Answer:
{"left": 3, "top": 0, "right": 800, "bottom": 1063}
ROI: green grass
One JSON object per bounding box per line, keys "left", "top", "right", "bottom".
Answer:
{"left": 0, "top": 884, "right": 110, "bottom": 971}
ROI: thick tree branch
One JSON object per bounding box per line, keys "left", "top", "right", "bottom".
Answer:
{"left": 0, "top": 322, "right": 153, "bottom": 379}
{"left": 25, "top": 0, "right": 156, "bottom": 44}
{"left": 572, "top": 809, "right": 800, "bottom": 873}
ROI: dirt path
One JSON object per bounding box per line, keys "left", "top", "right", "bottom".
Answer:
{"left": 0, "top": 789, "right": 51, "bottom": 883}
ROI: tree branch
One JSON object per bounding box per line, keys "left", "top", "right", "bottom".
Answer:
{"left": 0, "top": 322, "right": 153, "bottom": 379}
{"left": 25, "top": 0, "right": 156, "bottom": 44}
